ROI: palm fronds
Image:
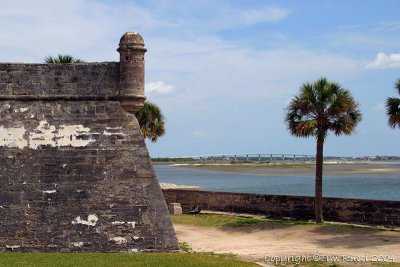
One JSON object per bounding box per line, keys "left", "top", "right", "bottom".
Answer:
{"left": 44, "top": 54, "right": 84, "bottom": 64}
{"left": 285, "top": 77, "right": 361, "bottom": 141}
{"left": 386, "top": 79, "right": 400, "bottom": 128}
{"left": 135, "top": 101, "right": 166, "bottom": 142}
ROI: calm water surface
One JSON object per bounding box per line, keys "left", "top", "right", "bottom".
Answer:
{"left": 154, "top": 163, "right": 400, "bottom": 201}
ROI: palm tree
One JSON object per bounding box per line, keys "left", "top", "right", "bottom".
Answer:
{"left": 135, "top": 101, "right": 166, "bottom": 142}
{"left": 44, "top": 54, "right": 84, "bottom": 63}
{"left": 386, "top": 79, "right": 400, "bottom": 128}
{"left": 285, "top": 77, "right": 362, "bottom": 223}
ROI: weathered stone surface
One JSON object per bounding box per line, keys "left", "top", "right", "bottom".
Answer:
{"left": 117, "top": 32, "right": 147, "bottom": 113}
{"left": 168, "top": 203, "right": 183, "bottom": 215}
{"left": 0, "top": 32, "right": 179, "bottom": 252}
{"left": 0, "top": 63, "right": 119, "bottom": 97}
{"left": 163, "top": 189, "right": 400, "bottom": 227}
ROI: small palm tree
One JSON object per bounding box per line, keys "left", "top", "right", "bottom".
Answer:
{"left": 44, "top": 54, "right": 84, "bottom": 63}
{"left": 285, "top": 77, "right": 362, "bottom": 223}
{"left": 386, "top": 79, "right": 400, "bottom": 128}
{"left": 135, "top": 101, "right": 166, "bottom": 142}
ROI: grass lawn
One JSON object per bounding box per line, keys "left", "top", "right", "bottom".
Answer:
{"left": 171, "top": 213, "right": 396, "bottom": 232}
{"left": 0, "top": 252, "right": 257, "bottom": 267}
{"left": 2, "top": 214, "right": 397, "bottom": 267}
{"left": 171, "top": 213, "right": 275, "bottom": 227}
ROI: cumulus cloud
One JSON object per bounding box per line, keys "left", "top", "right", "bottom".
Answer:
{"left": 145, "top": 81, "right": 176, "bottom": 95}
{"left": 365, "top": 52, "right": 400, "bottom": 69}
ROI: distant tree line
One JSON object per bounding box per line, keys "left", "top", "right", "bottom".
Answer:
{"left": 151, "top": 158, "right": 197, "bottom": 163}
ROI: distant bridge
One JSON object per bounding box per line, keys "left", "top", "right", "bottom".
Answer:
{"left": 171, "top": 154, "right": 358, "bottom": 163}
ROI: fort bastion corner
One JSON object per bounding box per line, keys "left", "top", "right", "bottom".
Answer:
{"left": 0, "top": 32, "right": 179, "bottom": 252}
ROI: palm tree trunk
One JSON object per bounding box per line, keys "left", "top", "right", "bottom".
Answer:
{"left": 315, "top": 137, "right": 324, "bottom": 223}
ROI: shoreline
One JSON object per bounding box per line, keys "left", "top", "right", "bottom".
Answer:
{"left": 159, "top": 182, "right": 201, "bottom": 190}
{"left": 155, "top": 161, "right": 400, "bottom": 201}
{"left": 159, "top": 161, "right": 400, "bottom": 176}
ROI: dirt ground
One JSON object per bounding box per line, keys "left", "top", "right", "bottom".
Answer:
{"left": 174, "top": 222, "right": 400, "bottom": 265}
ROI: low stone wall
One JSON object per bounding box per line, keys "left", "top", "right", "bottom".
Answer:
{"left": 162, "top": 189, "right": 400, "bottom": 227}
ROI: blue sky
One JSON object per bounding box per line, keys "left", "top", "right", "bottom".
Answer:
{"left": 1, "top": 0, "right": 399, "bottom": 157}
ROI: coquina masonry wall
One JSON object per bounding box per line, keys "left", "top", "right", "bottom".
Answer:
{"left": 163, "top": 189, "right": 400, "bottom": 227}
{"left": 0, "top": 32, "right": 179, "bottom": 252}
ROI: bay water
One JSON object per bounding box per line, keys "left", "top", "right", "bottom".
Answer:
{"left": 154, "top": 163, "right": 400, "bottom": 201}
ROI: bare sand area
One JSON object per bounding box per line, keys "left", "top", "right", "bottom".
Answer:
{"left": 159, "top": 182, "right": 201, "bottom": 190}
{"left": 173, "top": 161, "right": 400, "bottom": 176}
{"left": 174, "top": 220, "right": 400, "bottom": 264}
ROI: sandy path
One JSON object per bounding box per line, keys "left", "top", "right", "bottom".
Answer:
{"left": 174, "top": 223, "right": 400, "bottom": 264}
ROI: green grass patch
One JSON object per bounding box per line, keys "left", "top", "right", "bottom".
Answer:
{"left": 171, "top": 213, "right": 310, "bottom": 228}
{"left": 179, "top": 242, "right": 192, "bottom": 252}
{"left": 0, "top": 252, "right": 257, "bottom": 267}
{"left": 172, "top": 214, "right": 272, "bottom": 228}
{"left": 172, "top": 214, "right": 394, "bottom": 232}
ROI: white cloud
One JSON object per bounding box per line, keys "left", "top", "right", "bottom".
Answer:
{"left": 191, "top": 130, "right": 220, "bottom": 139}
{"left": 0, "top": 1, "right": 289, "bottom": 62}
{"left": 147, "top": 36, "right": 360, "bottom": 104}
{"left": 145, "top": 81, "right": 176, "bottom": 95}
{"left": 240, "top": 6, "right": 290, "bottom": 25}
{"left": 365, "top": 52, "right": 400, "bottom": 69}
{"left": 148, "top": 2, "right": 290, "bottom": 34}
{"left": 210, "top": 5, "right": 290, "bottom": 31}
{"left": 325, "top": 20, "right": 400, "bottom": 52}
{"left": 0, "top": 0, "right": 167, "bottom": 62}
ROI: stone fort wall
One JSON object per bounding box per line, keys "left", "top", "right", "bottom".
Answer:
{"left": 0, "top": 63, "right": 119, "bottom": 97}
{"left": 0, "top": 33, "right": 179, "bottom": 252}
{"left": 163, "top": 189, "right": 400, "bottom": 227}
